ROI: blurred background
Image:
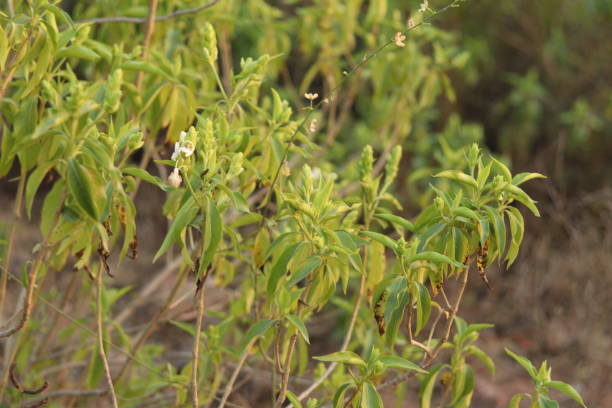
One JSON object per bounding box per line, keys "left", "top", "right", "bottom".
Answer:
{"left": 1, "top": 0, "right": 611, "bottom": 406}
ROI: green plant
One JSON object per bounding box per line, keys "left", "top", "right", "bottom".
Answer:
{"left": 0, "top": 1, "right": 589, "bottom": 407}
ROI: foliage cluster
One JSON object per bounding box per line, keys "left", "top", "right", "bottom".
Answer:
{"left": 0, "top": 1, "right": 590, "bottom": 407}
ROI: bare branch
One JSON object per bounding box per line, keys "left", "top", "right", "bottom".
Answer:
{"left": 67, "top": 0, "right": 221, "bottom": 28}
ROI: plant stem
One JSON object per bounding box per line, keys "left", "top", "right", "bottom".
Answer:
{"left": 96, "top": 260, "right": 119, "bottom": 408}
{"left": 191, "top": 283, "right": 206, "bottom": 408}
{"left": 218, "top": 342, "right": 254, "bottom": 408}
{"left": 136, "top": 0, "right": 159, "bottom": 92}
{"left": 274, "top": 333, "right": 298, "bottom": 408}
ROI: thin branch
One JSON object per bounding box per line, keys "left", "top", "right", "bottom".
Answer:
{"left": 68, "top": 0, "right": 221, "bottom": 27}
{"left": 96, "top": 261, "right": 119, "bottom": 408}
{"left": 274, "top": 333, "right": 298, "bottom": 408}
{"left": 136, "top": 0, "right": 159, "bottom": 91}
{"left": 191, "top": 281, "right": 207, "bottom": 407}
{"left": 218, "top": 343, "right": 253, "bottom": 408}
{"left": 9, "top": 363, "right": 48, "bottom": 395}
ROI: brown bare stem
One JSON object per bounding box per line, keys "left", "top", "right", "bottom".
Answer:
{"left": 96, "top": 261, "right": 119, "bottom": 408}
{"left": 274, "top": 333, "right": 298, "bottom": 408}
{"left": 218, "top": 342, "right": 254, "bottom": 408}
{"left": 136, "top": 0, "right": 159, "bottom": 92}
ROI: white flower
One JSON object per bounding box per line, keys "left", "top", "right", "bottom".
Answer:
{"left": 180, "top": 141, "right": 195, "bottom": 157}
{"left": 408, "top": 18, "right": 415, "bottom": 29}
{"left": 304, "top": 92, "right": 319, "bottom": 101}
{"left": 179, "top": 131, "right": 187, "bottom": 142}
{"left": 418, "top": 0, "right": 429, "bottom": 13}
{"left": 393, "top": 32, "right": 406, "bottom": 47}
{"left": 168, "top": 167, "right": 182, "bottom": 187}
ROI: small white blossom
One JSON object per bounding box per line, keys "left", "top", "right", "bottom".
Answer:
{"left": 418, "top": 0, "right": 429, "bottom": 13}
{"left": 393, "top": 32, "right": 406, "bottom": 47}
{"left": 408, "top": 18, "right": 415, "bottom": 29}
{"left": 311, "top": 167, "right": 321, "bottom": 180}
{"left": 304, "top": 92, "right": 319, "bottom": 101}
{"left": 168, "top": 167, "right": 182, "bottom": 187}
{"left": 179, "top": 131, "right": 187, "bottom": 142}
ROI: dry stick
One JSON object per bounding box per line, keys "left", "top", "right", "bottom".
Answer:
{"left": 0, "top": 170, "right": 25, "bottom": 323}
{"left": 136, "top": 0, "right": 159, "bottom": 92}
{"left": 191, "top": 283, "right": 206, "bottom": 408}
{"left": 96, "top": 261, "right": 119, "bottom": 408}
{"left": 69, "top": 0, "right": 221, "bottom": 27}
{"left": 217, "top": 341, "right": 255, "bottom": 408}
{"left": 113, "top": 266, "right": 188, "bottom": 384}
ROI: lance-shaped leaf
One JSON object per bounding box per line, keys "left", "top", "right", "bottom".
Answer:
{"left": 286, "top": 314, "right": 309, "bottom": 344}
{"left": 414, "top": 282, "right": 431, "bottom": 335}
{"left": 375, "top": 213, "right": 415, "bottom": 232}
{"left": 546, "top": 381, "right": 587, "bottom": 407}
{"left": 435, "top": 170, "right": 478, "bottom": 189}
{"left": 362, "top": 231, "right": 398, "bottom": 252}
{"left": 380, "top": 356, "right": 427, "bottom": 374}
{"left": 314, "top": 351, "right": 366, "bottom": 367}
{"left": 198, "top": 199, "right": 222, "bottom": 277}
{"left": 361, "top": 382, "right": 383, "bottom": 408}
{"left": 66, "top": 158, "right": 100, "bottom": 221}
{"left": 267, "top": 242, "right": 304, "bottom": 296}
{"left": 404, "top": 251, "right": 466, "bottom": 269}
{"left": 504, "top": 184, "right": 541, "bottom": 217}
{"left": 123, "top": 167, "right": 171, "bottom": 191}
{"left": 153, "top": 196, "right": 198, "bottom": 262}
{"left": 420, "top": 365, "right": 445, "bottom": 408}
{"left": 240, "top": 319, "right": 277, "bottom": 351}
{"left": 512, "top": 172, "right": 546, "bottom": 186}
{"left": 288, "top": 255, "right": 322, "bottom": 286}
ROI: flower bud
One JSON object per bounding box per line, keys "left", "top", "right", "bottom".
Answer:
{"left": 168, "top": 167, "right": 182, "bottom": 187}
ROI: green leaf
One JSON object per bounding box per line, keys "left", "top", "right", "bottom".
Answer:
{"left": 66, "top": 158, "right": 99, "bottom": 220}
{"left": 286, "top": 314, "right": 309, "bottom": 344}
{"left": 362, "top": 231, "right": 398, "bottom": 252}
{"left": 505, "top": 206, "right": 525, "bottom": 266}
{"left": 285, "top": 390, "right": 303, "bottom": 408}
{"left": 25, "top": 163, "right": 54, "bottom": 219}
{"left": 504, "top": 184, "right": 540, "bottom": 217}
{"left": 538, "top": 394, "right": 560, "bottom": 408}
{"left": 199, "top": 199, "right": 223, "bottom": 276}
{"left": 435, "top": 170, "right": 478, "bottom": 188}
{"left": 485, "top": 206, "right": 506, "bottom": 259}
{"left": 491, "top": 157, "right": 513, "bottom": 183}
{"left": 512, "top": 172, "right": 546, "bottom": 186}
{"left": 120, "top": 60, "right": 174, "bottom": 81}
{"left": 404, "top": 251, "right": 465, "bottom": 269}
{"left": 267, "top": 242, "right": 304, "bottom": 297}
{"left": 153, "top": 196, "right": 198, "bottom": 262}
{"left": 380, "top": 356, "right": 427, "bottom": 374}
{"left": 57, "top": 45, "right": 100, "bottom": 61}
{"left": 450, "top": 364, "right": 474, "bottom": 406}
{"left": 241, "top": 319, "right": 277, "bottom": 351}
{"left": 420, "top": 365, "right": 445, "bottom": 408}
{"left": 505, "top": 348, "right": 537, "bottom": 379}
{"left": 415, "top": 282, "right": 431, "bottom": 335}
{"left": 546, "top": 381, "right": 586, "bottom": 407}
{"left": 123, "top": 167, "right": 171, "bottom": 191}
{"left": 508, "top": 393, "right": 530, "bottom": 408}
{"left": 314, "top": 351, "right": 366, "bottom": 367}
{"left": 361, "top": 382, "right": 383, "bottom": 408}
{"left": 288, "top": 255, "right": 322, "bottom": 286}
{"left": 465, "top": 345, "right": 495, "bottom": 376}
{"left": 452, "top": 206, "right": 480, "bottom": 222}
{"left": 375, "top": 213, "right": 415, "bottom": 232}
{"left": 333, "top": 382, "right": 355, "bottom": 408}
